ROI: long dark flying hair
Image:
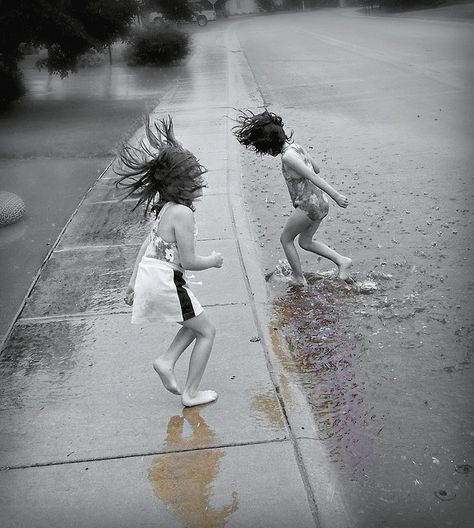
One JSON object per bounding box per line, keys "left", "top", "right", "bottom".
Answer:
{"left": 114, "top": 116, "right": 207, "bottom": 216}
{"left": 232, "top": 109, "right": 292, "bottom": 155}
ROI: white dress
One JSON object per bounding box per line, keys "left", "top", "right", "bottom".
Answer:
{"left": 131, "top": 203, "right": 204, "bottom": 324}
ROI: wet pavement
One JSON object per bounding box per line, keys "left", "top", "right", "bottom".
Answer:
{"left": 1, "top": 7, "right": 473, "bottom": 528}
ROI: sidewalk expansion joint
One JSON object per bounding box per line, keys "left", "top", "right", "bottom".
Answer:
{"left": 84, "top": 199, "right": 136, "bottom": 205}
{"left": 53, "top": 243, "right": 141, "bottom": 253}
{"left": 84, "top": 192, "right": 227, "bottom": 205}
{"left": 0, "top": 437, "right": 289, "bottom": 472}
{"left": 16, "top": 302, "right": 247, "bottom": 325}
{"left": 0, "top": 154, "right": 114, "bottom": 161}
{"left": 151, "top": 105, "right": 234, "bottom": 114}
{"left": 53, "top": 238, "right": 234, "bottom": 253}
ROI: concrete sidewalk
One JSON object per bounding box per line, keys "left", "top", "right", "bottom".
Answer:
{"left": 0, "top": 26, "right": 350, "bottom": 528}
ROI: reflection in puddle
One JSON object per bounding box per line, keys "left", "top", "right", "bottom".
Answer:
{"left": 251, "top": 389, "right": 285, "bottom": 429}
{"left": 0, "top": 319, "right": 88, "bottom": 408}
{"left": 273, "top": 275, "right": 369, "bottom": 463}
{"left": 148, "top": 408, "right": 238, "bottom": 527}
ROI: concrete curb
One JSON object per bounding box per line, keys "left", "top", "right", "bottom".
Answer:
{"left": 224, "top": 25, "right": 353, "bottom": 528}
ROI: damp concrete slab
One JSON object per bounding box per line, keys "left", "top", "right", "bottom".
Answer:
{"left": 0, "top": 441, "right": 314, "bottom": 528}
{"left": 64, "top": 195, "right": 235, "bottom": 246}
{"left": 20, "top": 245, "right": 138, "bottom": 318}
{"left": 177, "top": 125, "right": 228, "bottom": 142}
{"left": 192, "top": 239, "right": 249, "bottom": 305}
{"left": 202, "top": 169, "right": 228, "bottom": 196}
{"left": 83, "top": 181, "right": 129, "bottom": 203}
{"left": 184, "top": 136, "right": 229, "bottom": 156}
{"left": 162, "top": 112, "right": 226, "bottom": 129}
{"left": 61, "top": 195, "right": 233, "bottom": 247}
{"left": 58, "top": 201, "right": 153, "bottom": 249}
{"left": 0, "top": 305, "right": 286, "bottom": 468}
{"left": 197, "top": 154, "right": 227, "bottom": 173}
{"left": 194, "top": 195, "right": 233, "bottom": 240}
{"left": 148, "top": 106, "right": 226, "bottom": 124}
{"left": 163, "top": 92, "right": 227, "bottom": 109}
{"left": 21, "top": 239, "right": 248, "bottom": 319}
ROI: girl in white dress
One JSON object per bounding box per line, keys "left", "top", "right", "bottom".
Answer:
{"left": 116, "top": 117, "right": 223, "bottom": 407}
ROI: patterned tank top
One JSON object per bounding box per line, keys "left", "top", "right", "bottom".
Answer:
{"left": 281, "top": 143, "right": 329, "bottom": 221}
{"left": 144, "top": 202, "right": 197, "bottom": 268}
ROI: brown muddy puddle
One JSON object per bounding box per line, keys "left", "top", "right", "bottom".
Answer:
{"left": 270, "top": 259, "right": 473, "bottom": 471}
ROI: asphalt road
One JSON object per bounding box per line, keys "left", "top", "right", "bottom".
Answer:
{"left": 234, "top": 7, "right": 474, "bottom": 527}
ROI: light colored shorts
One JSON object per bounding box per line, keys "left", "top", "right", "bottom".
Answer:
{"left": 132, "top": 257, "right": 203, "bottom": 325}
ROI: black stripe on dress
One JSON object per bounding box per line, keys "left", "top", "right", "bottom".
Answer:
{"left": 173, "top": 270, "right": 196, "bottom": 321}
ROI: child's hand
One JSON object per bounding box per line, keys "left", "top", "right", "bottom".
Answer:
{"left": 335, "top": 193, "right": 349, "bottom": 208}
{"left": 210, "top": 251, "right": 224, "bottom": 268}
{"left": 124, "top": 285, "right": 134, "bottom": 306}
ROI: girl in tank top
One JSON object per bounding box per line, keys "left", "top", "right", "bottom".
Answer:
{"left": 115, "top": 116, "right": 223, "bottom": 407}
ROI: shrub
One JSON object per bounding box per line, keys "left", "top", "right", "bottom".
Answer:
{"left": 0, "top": 61, "right": 25, "bottom": 109}
{"left": 125, "top": 27, "right": 190, "bottom": 66}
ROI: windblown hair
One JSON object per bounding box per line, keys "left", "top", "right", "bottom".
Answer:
{"left": 115, "top": 116, "right": 207, "bottom": 216}
{"left": 232, "top": 109, "right": 292, "bottom": 155}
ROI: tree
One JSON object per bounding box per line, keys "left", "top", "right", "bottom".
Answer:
{"left": 0, "top": 0, "right": 138, "bottom": 105}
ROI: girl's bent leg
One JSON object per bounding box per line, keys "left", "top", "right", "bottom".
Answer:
{"left": 280, "top": 208, "right": 312, "bottom": 284}
{"left": 154, "top": 326, "right": 196, "bottom": 395}
{"left": 181, "top": 312, "right": 218, "bottom": 407}
{"left": 299, "top": 222, "right": 352, "bottom": 280}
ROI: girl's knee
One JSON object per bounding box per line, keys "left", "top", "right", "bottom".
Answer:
{"left": 298, "top": 236, "right": 312, "bottom": 251}
{"left": 191, "top": 314, "right": 215, "bottom": 340}
{"left": 206, "top": 321, "right": 216, "bottom": 340}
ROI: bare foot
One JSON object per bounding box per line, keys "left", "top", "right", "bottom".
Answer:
{"left": 181, "top": 390, "right": 218, "bottom": 407}
{"left": 153, "top": 358, "right": 181, "bottom": 395}
{"left": 337, "top": 257, "right": 353, "bottom": 281}
{"left": 291, "top": 274, "right": 307, "bottom": 287}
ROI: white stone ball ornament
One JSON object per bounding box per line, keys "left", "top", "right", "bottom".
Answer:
{"left": 0, "top": 191, "right": 26, "bottom": 226}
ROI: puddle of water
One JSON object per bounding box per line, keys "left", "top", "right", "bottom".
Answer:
{"left": 0, "top": 319, "right": 89, "bottom": 408}
{"left": 251, "top": 388, "right": 285, "bottom": 430}
{"left": 271, "top": 258, "right": 473, "bottom": 475}
{"left": 148, "top": 409, "right": 238, "bottom": 527}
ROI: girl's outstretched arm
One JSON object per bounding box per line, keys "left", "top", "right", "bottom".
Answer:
{"left": 173, "top": 206, "right": 223, "bottom": 271}
{"left": 283, "top": 150, "right": 349, "bottom": 208}
{"left": 309, "top": 157, "right": 321, "bottom": 175}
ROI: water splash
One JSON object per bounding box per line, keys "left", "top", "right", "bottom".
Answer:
{"left": 266, "top": 259, "right": 294, "bottom": 282}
